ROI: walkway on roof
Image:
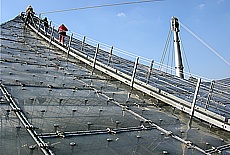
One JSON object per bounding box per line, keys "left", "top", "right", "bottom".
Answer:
{"left": 0, "top": 14, "right": 230, "bottom": 155}
{"left": 22, "top": 12, "right": 230, "bottom": 131}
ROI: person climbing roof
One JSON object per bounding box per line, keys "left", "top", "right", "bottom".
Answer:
{"left": 58, "top": 24, "right": 68, "bottom": 44}
{"left": 26, "top": 5, "right": 34, "bottom": 14}
{"left": 25, "top": 5, "right": 34, "bottom": 24}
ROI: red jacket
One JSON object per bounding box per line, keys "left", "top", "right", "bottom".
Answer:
{"left": 58, "top": 24, "right": 68, "bottom": 32}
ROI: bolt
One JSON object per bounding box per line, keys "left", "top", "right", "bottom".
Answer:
{"left": 139, "top": 120, "right": 144, "bottom": 126}
{"left": 161, "top": 132, "right": 164, "bottom": 140}
{"left": 70, "top": 142, "right": 76, "bottom": 151}
{"left": 72, "top": 109, "right": 77, "bottom": 117}
{"left": 29, "top": 145, "right": 36, "bottom": 155}
{"left": 40, "top": 110, "right": 46, "bottom": 117}
{"left": 21, "top": 87, "right": 26, "bottom": 90}
{"left": 70, "top": 142, "right": 76, "bottom": 146}
{"left": 122, "top": 108, "right": 125, "bottom": 116}
{"left": 106, "top": 138, "right": 112, "bottom": 147}
{"left": 54, "top": 124, "right": 59, "bottom": 132}
{"left": 85, "top": 99, "right": 88, "bottom": 105}
{"left": 159, "top": 119, "right": 163, "bottom": 125}
{"left": 141, "top": 109, "right": 145, "bottom": 115}
{"left": 59, "top": 99, "right": 63, "bottom": 105}
{"left": 16, "top": 125, "right": 21, "bottom": 133}
{"left": 99, "top": 109, "right": 103, "bottom": 116}
{"left": 115, "top": 121, "right": 121, "bottom": 129}
{"left": 87, "top": 122, "right": 93, "bottom": 130}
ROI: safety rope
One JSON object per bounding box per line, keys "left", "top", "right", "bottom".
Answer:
{"left": 39, "top": 0, "right": 162, "bottom": 15}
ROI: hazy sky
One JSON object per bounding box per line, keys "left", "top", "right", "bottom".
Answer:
{"left": 1, "top": 0, "right": 230, "bottom": 80}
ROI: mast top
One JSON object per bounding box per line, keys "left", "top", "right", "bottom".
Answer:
{"left": 171, "top": 17, "right": 179, "bottom": 32}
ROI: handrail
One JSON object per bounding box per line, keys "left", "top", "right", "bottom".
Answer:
{"left": 21, "top": 13, "right": 230, "bottom": 132}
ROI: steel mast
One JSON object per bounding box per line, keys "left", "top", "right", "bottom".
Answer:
{"left": 171, "top": 17, "right": 184, "bottom": 79}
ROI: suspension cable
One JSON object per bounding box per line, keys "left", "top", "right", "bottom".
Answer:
{"left": 171, "top": 40, "right": 174, "bottom": 75}
{"left": 165, "top": 32, "right": 172, "bottom": 74}
{"left": 159, "top": 27, "right": 172, "bottom": 70}
{"left": 39, "top": 0, "right": 162, "bottom": 15}
{"left": 180, "top": 22, "right": 230, "bottom": 66}
{"left": 179, "top": 34, "right": 192, "bottom": 77}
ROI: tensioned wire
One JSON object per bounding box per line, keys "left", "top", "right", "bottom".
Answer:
{"left": 39, "top": 0, "right": 162, "bottom": 15}
{"left": 180, "top": 22, "right": 230, "bottom": 66}
{"left": 47, "top": 18, "right": 222, "bottom": 82}
{"left": 24, "top": 12, "right": 230, "bottom": 95}
{"left": 48, "top": 20, "right": 215, "bottom": 82}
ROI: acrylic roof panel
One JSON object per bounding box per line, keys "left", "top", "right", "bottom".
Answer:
{"left": 0, "top": 15, "right": 230, "bottom": 155}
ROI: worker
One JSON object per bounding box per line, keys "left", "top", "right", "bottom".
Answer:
{"left": 58, "top": 24, "right": 68, "bottom": 44}
{"left": 25, "top": 5, "right": 34, "bottom": 24}
{"left": 42, "top": 17, "right": 49, "bottom": 35}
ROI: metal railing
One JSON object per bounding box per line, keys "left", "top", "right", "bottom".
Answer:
{"left": 21, "top": 12, "right": 230, "bottom": 131}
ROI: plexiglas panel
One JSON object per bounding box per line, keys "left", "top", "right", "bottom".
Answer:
{"left": 0, "top": 16, "right": 230, "bottom": 155}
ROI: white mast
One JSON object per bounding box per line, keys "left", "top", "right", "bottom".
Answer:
{"left": 171, "top": 17, "right": 184, "bottom": 79}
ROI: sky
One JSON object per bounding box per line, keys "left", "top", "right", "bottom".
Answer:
{"left": 1, "top": 0, "right": 230, "bottom": 80}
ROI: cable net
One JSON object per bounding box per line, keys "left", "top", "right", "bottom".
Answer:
{"left": 0, "top": 15, "right": 230, "bottom": 155}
